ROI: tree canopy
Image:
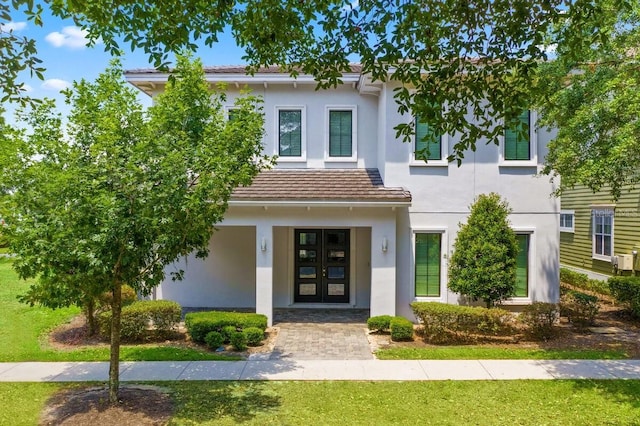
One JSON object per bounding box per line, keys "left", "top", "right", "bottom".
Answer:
{"left": 1, "top": 0, "right": 637, "bottom": 194}
{"left": 0, "top": 55, "right": 271, "bottom": 402}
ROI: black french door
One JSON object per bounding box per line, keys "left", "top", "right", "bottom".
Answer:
{"left": 294, "top": 229, "right": 350, "bottom": 303}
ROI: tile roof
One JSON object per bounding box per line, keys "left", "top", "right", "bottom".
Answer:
{"left": 231, "top": 169, "right": 411, "bottom": 204}
{"left": 126, "top": 64, "right": 363, "bottom": 75}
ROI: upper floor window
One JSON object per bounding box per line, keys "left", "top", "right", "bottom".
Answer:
{"left": 560, "top": 210, "right": 575, "bottom": 233}
{"left": 415, "top": 116, "right": 442, "bottom": 161}
{"left": 592, "top": 208, "right": 614, "bottom": 260}
{"left": 500, "top": 109, "right": 537, "bottom": 166}
{"left": 276, "top": 106, "right": 306, "bottom": 160}
{"left": 326, "top": 106, "right": 357, "bottom": 161}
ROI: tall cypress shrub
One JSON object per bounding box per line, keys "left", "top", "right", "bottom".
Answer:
{"left": 449, "top": 193, "right": 519, "bottom": 307}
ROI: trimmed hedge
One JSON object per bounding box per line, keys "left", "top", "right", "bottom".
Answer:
{"left": 561, "top": 290, "right": 599, "bottom": 327}
{"left": 185, "top": 311, "right": 268, "bottom": 343}
{"left": 230, "top": 331, "right": 248, "bottom": 351}
{"left": 243, "top": 327, "right": 264, "bottom": 346}
{"left": 609, "top": 276, "right": 640, "bottom": 318}
{"left": 204, "top": 331, "right": 224, "bottom": 350}
{"left": 98, "top": 300, "right": 181, "bottom": 341}
{"left": 367, "top": 315, "right": 393, "bottom": 332}
{"left": 411, "top": 302, "right": 514, "bottom": 343}
{"left": 519, "top": 302, "right": 559, "bottom": 340}
{"left": 390, "top": 316, "right": 414, "bottom": 341}
{"left": 560, "top": 268, "right": 610, "bottom": 296}
{"left": 98, "top": 284, "right": 138, "bottom": 308}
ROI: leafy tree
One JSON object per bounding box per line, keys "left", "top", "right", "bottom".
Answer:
{"left": 538, "top": 3, "right": 640, "bottom": 199}
{"left": 0, "top": 55, "right": 271, "bottom": 403}
{"left": 449, "top": 193, "right": 519, "bottom": 308}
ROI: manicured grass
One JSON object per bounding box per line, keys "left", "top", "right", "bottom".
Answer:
{"left": 2, "top": 380, "right": 640, "bottom": 425}
{"left": 376, "top": 346, "right": 629, "bottom": 360}
{"left": 0, "top": 258, "right": 237, "bottom": 362}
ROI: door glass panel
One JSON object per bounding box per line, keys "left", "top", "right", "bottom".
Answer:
{"left": 298, "top": 249, "right": 317, "bottom": 262}
{"left": 327, "top": 266, "right": 345, "bottom": 279}
{"left": 327, "top": 249, "right": 345, "bottom": 262}
{"left": 299, "top": 266, "right": 316, "bottom": 279}
{"left": 298, "top": 283, "right": 317, "bottom": 295}
{"left": 327, "top": 283, "right": 345, "bottom": 296}
{"left": 299, "top": 232, "right": 317, "bottom": 246}
{"left": 326, "top": 231, "right": 346, "bottom": 245}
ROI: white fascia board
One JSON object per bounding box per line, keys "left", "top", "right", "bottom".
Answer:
{"left": 125, "top": 73, "right": 361, "bottom": 86}
{"left": 228, "top": 200, "right": 411, "bottom": 208}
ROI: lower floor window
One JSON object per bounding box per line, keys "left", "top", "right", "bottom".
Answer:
{"left": 415, "top": 233, "right": 441, "bottom": 297}
{"left": 515, "top": 234, "right": 529, "bottom": 297}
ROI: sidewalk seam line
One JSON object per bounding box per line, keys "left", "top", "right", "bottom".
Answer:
{"left": 175, "top": 361, "right": 192, "bottom": 381}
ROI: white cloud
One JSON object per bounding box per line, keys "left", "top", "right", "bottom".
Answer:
{"left": 0, "top": 22, "right": 27, "bottom": 32}
{"left": 41, "top": 79, "right": 71, "bottom": 91}
{"left": 45, "top": 26, "right": 98, "bottom": 49}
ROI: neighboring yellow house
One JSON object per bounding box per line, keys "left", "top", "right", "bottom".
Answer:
{"left": 560, "top": 185, "right": 640, "bottom": 280}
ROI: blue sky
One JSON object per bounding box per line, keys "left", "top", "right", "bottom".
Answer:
{"left": 2, "top": 7, "right": 249, "bottom": 121}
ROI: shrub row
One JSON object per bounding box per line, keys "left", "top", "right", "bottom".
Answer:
{"left": 367, "top": 315, "right": 414, "bottom": 341}
{"left": 98, "top": 300, "right": 181, "bottom": 341}
{"left": 560, "top": 290, "right": 599, "bottom": 327}
{"left": 560, "top": 268, "right": 610, "bottom": 296}
{"left": 609, "top": 276, "right": 640, "bottom": 318}
{"left": 519, "top": 302, "right": 559, "bottom": 340}
{"left": 410, "top": 302, "right": 514, "bottom": 343}
{"left": 185, "top": 311, "right": 267, "bottom": 344}
{"left": 204, "top": 326, "right": 265, "bottom": 351}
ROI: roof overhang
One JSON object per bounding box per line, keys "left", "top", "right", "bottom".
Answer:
{"left": 228, "top": 200, "right": 411, "bottom": 208}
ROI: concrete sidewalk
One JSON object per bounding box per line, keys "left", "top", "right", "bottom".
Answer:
{"left": 1, "top": 359, "right": 640, "bottom": 382}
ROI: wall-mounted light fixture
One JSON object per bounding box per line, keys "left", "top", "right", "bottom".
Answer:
{"left": 382, "top": 237, "right": 388, "bottom": 253}
{"left": 261, "top": 237, "right": 267, "bottom": 252}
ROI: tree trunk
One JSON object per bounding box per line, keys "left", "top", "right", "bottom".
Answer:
{"left": 108, "top": 280, "right": 122, "bottom": 404}
{"left": 85, "top": 298, "right": 97, "bottom": 336}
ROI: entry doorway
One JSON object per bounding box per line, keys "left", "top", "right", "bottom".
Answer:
{"left": 294, "top": 229, "right": 350, "bottom": 303}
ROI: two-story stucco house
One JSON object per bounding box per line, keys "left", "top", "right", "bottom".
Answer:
{"left": 125, "top": 65, "right": 560, "bottom": 325}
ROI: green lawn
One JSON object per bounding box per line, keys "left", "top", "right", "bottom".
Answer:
{"left": 0, "top": 258, "right": 235, "bottom": 362}
{"left": 2, "top": 380, "right": 640, "bottom": 425}
{"left": 377, "top": 346, "right": 629, "bottom": 360}
{"left": 0, "top": 247, "right": 9, "bottom": 254}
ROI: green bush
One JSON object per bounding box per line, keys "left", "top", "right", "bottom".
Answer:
{"left": 184, "top": 311, "right": 268, "bottom": 343}
{"left": 98, "top": 284, "right": 138, "bottom": 309}
{"left": 98, "top": 300, "right": 182, "bottom": 341}
{"left": 561, "top": 290, "right": 599, "bottom": 327}
{"left": 204, "top": 331, "right": 224, "bottom": 350}
{"left": 448, "top": 193, "right": 519, "bottom": 307}
{"left": 230, "top": 331, "right": 248, "bottom": 351}
{"left": 609, "top": 276, "right": 640, "bottom": 318}
{"left": 222, "top": 325, "right": 238, "bottom": 343}
{"left": 243, "top": 327, "right": 265, "bottom": 346}
{"left": 411, "top": 302, "right": 515, "bottom": 343}
{"left": 390, "top": 316, "right": 414, "bottom": 341}
{"left": 367, "top": 315, "right": 393, "bottom": 332}
{"left": 560, "top": 268, "right": 610, "bottom": 296}
{"left": 519, "top": 302, "right": 559, "bottom": 341}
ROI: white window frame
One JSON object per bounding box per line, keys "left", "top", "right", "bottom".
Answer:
{"left": 224, "top": 105, "right": 240, "bottom": 121}
{"left": 410, "top": 114, "right": 449, "bottom": 167}
{"left": 499, "top": 109, "right": 538, "bottom": 167}
{"left": 275, "top": 105, "right": 307, "bottom": 162}
{"left": 411, "top": 228, "right": 448, "bottom": 302}
{"left": 591, "top": 207, "right": 614, "bottom": 261}
{"left": 560, "top": 210, "right": 575, "bottom": 233}
{"left": 325, "top": 105, "right": 357, "bottom": 162}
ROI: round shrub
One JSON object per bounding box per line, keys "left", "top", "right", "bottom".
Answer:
{"left": 230, "top": 331, "right": 248, "bottom": 351}
{"left": 222, "top": 325, "right": 238, "bottom": 343}
{"left": 390, "top": 316, "right": 414, "bottom": 341}
{"left": 367, "top": 315, "right": 393, "bottom": 332}
{"left": 243, "top": 327, "right": 264, "bottom": 346}
{"left": 520, "top": 302, "right": 559, "bottom": 341}
{"left": 205, "top": 331, "right": 224, "bottom": 350}
{"left": 98, "top": 284, "right": 138, "bottom": 309}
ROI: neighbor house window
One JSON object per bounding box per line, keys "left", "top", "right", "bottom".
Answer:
{"left": 504, "top": 110, "right": 531, "bottom": 161}
{"left": 415, "top": 233, "right": 441, "bottom": 297}
{"left": 226, "top": 107, "right": 240, "bottom": 121}
{"left": 278, "top": 108, "right": 303, "bottom": 157}
{"left": 515, "top": 234, "right": 530, "bottom": 297}
{"left": 592, "top": 208, "right": 614, "bottom": 259}
{"left": 327, "top": 106, "right": 356, "bottom": 159}
{"left": 560, "top": 210, "right": 575, "bottom": 233}
{"left": 415, "top": 115, "right": 442, "bottom": 161}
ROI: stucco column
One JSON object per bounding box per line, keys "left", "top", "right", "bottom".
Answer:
{"left": 255, "top": 222, "right": 274, "bottom": 326}
{"left": 370, "top": 219, "right": 396, "bottom": 317}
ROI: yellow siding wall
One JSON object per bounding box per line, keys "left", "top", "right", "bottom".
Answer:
{"left": 560, "top": 186, "right": 640, "bottom": 276}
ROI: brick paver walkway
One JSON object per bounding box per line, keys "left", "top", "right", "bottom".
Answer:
{"left": 270, "top": 309, "right": 372, "bottom": 360}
